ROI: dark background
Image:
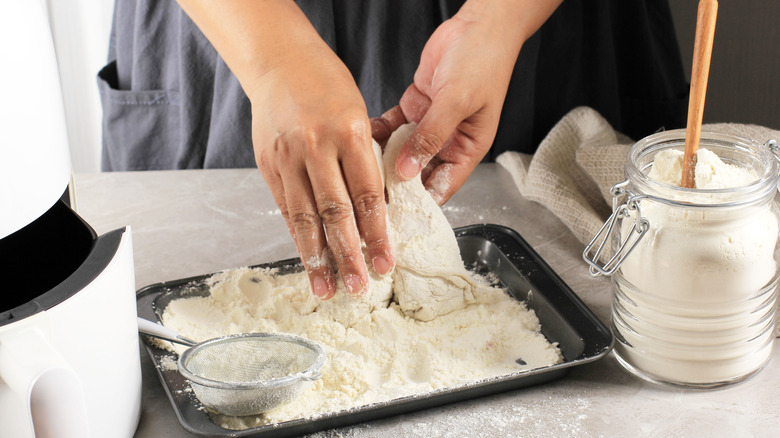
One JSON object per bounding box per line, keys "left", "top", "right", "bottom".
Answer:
{"left": 670, "top": 1, "right": 779, "bottom": 129}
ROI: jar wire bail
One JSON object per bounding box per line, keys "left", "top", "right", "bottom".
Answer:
{"left": 582, "top": 181, "right": 649, "bottom": 277}
{"left": 766, "top": 139, "right": 780, "bottom": 162}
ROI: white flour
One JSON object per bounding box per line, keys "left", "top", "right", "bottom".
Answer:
{"left": 162, "top": 267, "right": 561, "bottom": 429}
{"left": 158, "top": 355, "right": 177, "bottom": 372}
{"left": 160, "top": 124, "right": 562, "bottom": 428}
{"left": 648, "top": 148, "right": 759, "bottom": 189}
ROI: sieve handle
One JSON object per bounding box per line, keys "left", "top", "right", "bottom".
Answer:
{"left": 137, "top": 317, "right": 197, "bottom": 347}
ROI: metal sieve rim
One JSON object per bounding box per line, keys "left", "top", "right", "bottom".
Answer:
{"left": 177, "top": 332, "right": 325, "bottom": 390}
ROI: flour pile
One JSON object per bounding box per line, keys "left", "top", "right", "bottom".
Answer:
{"left": 648, "top": 148, "right": 759, "bottom": 189}
{"left": 160, "top": 124, "right": 563, "bottom": 429}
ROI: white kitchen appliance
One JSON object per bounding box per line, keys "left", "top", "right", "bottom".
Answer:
{"left": 0, "top": 2, "right": 142, "bottom": 437}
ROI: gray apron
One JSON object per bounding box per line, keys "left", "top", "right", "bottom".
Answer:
{"left": 98, "top": 0, "right": 688, "bottom": 171}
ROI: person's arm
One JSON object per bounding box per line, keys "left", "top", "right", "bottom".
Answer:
{"left": 177, "top": 0, "right": 394, "bottom": 299}
{"left": 373, "top": 0, "right": 563, "bottom": 204}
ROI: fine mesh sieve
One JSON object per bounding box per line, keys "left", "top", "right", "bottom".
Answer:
{"left": 179, "top": 333, "right": 325, "bottom": 416}
{"left": 137, "top": 318, "right": 325, "bottom": 416}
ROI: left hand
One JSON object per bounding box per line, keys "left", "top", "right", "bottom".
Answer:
{"left": 372, "top": 0, "right": 561, "bottom": 204}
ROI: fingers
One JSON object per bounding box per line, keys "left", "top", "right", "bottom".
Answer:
{"left": 423, "top": 160, "right": 474, "bottom": 206}
{"left": 396, "top": 84, "right": 468, "bottom": 181}
{"left": 398, "top": 84, "right": 432, "bottom": 123}
{"left": 256, "top": 131, "right": 350, "bottom": 301}
{"left": 274, "top": 154, "right": 338, "bottom": 300}
{"left": 370, "top": 106, "right": 407, "bottom": 147}
{"left": 304, "top": 157, "right": 368, "bottom": 298}
{"left": 301, "top": 121, "right": 393, "bottom": 299}
{"left": 340, "top": 125, "right": 395, "bottom": 278}
{"left": 255, "top": 152, "right": 295, "bottom": 238}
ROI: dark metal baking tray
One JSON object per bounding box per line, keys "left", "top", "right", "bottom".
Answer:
{"left": 136, "top": 223, "right": 613, "bottom": 437}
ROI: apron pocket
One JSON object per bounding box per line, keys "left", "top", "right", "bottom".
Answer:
{"left": 97, "top": 61, "right": 182, "bottom": 171}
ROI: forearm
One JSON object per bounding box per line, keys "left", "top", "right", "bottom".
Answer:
{"left": 458, "top": 0, "right": 563, "bottom": 53}
{"left": 176, "top": 0, "right": 329, "bottom": 99}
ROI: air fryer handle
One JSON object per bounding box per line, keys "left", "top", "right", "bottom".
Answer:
{"left": 0, "top": 324, "right": 90, "bottom": 438}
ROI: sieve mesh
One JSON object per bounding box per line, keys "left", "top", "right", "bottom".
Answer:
{"left": 184, "top": 336, "right": 318, "bottom": 385}
{"left": 177, "top": 333, "right": 325, "bottom": 416}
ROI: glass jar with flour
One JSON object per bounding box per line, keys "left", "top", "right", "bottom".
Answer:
{"left": 584, "top": 129, "right": 780, "bottom": 388}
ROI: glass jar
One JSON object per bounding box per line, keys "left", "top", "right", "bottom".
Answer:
{"left": 584, "top": 129, "right": 780, "bottom": 388}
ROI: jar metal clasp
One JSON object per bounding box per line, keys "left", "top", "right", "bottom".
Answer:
{"left": 582, "top": 181, "right": 650, "bottom": 277}
{"left": 766, "top": 139, "right": 780, "bottom": 162}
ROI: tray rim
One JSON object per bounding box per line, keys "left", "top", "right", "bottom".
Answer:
{"left": 136, "top": 223, "right": 614, "bottom": 437}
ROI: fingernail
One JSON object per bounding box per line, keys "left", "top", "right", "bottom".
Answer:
{"left": 312, "top": 275, "right": 330, "bottom": 298}
{"left": 344, "top": 274, "right": 366, "bottom": 296}
{"left": 372, "top": 255, "right": 394, "bottom": 275}
{"left": 398, "top": 155, "right": 422, "bottom": 180}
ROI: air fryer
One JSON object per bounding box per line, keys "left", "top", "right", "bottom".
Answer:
{"left": 0, "top": 197, "right": 96, "bottom": 323}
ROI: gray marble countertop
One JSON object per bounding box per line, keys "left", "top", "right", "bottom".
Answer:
{"left": 75, "top": 165, "right": 779, "bottom": 438}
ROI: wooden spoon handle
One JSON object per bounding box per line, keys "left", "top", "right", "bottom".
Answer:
{"left": 681, "top": 0, "right": 718, "bottom": 188}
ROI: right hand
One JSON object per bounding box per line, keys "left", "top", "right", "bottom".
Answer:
{"left": 246, "top": 39, "right": 394, "bottom": 300}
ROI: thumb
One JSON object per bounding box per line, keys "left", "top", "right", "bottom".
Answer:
{"left": 396, "top": 89, "right": 466, "bottom": 181}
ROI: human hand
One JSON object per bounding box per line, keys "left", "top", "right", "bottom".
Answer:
{"left": 176, "top": 0, "right": 394, "bottom": 299}
{"left": 372, "top": 0, "right": 561, "bottom": 205}
{"left": 248, "top": 39, "right": 394, "bottom": 300}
